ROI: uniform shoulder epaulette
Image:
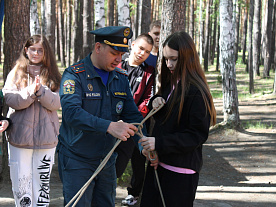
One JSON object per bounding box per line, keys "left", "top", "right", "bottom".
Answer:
{"left": 71, "top": 63, "right": 85, "bottom": 74}
{"left": 115, "top": 67, "right": 128, "bottom": 76}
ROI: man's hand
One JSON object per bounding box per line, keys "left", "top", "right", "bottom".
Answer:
{"left": 107, "top": 121, "right": 138, "bottom": 141}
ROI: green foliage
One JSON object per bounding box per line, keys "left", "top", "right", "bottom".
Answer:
{"left": 242, "top": 120, "right": 274, "bottom": 129}
{"left": 129, "top": 3, "right": 137, "bottom": 16}
{"left": 117, "top": 161, "right": 132, "bottom": 186}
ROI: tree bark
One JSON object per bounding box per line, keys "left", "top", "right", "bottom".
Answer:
{"left": 234, "top": 1, "right": 241, "bottom": 62}
{"left": 117, "top": 0, "right": 131, "bottom": 26}
{"left": 210, "top": 1, "right": 218, "bottom": 65}
{"left": 83, "top": 0, "right": 93, "bottom": 56}
{"left": 30, "top": 0, "right": 41, "bottom": 35}
{"left": 41, "top": 0, "right": 46, "bottom": 35}
{"left": 253, "top": 0, "right": 261, "bottom": 76}
{"left": 95, "top": 0, "right": 105, "bottom": 29}
{"left": 248, "top": 0, "right": 254, "bottom": 93}
{"left": 263, "top": 0, "right": 273, "bottom": 77}
{"left": 204, "top": 0, "right": 211, "bottom": 71}
{"left": 66, "top": 0, "right": 72, "bottom": 66}
{"left": 2, "top": 0, "right": 30, "bottom": 181}
{"left": 141, "top": 0, "right": 151, "bottom": 34}
{"left": 45, "top": 0, "right": 56, "bottom": 53}
{"left": 242, "top": 3, "right": 248, "bottom": 65}
{"left": 107, "top": 0, "right": 114, "bottom": 26}
{"left": 219, "top": 0, "right": 240, "bottom": 126}
{"left": 189, "top": 0, "right": 194, "bottom": 39}
{"left": 58, "top": 0, "right": 66, "bottom": 66}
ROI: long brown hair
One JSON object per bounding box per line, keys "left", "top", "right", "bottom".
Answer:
{"left": 158, "top": 31, "right": 216, "bottom": 125}
{"left": 12, "top": 34, "right": 61, "bottom": 91}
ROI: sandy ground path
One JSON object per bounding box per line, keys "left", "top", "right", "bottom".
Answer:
{"left": 0, "top": 96, "right": 276, "bottom": 207}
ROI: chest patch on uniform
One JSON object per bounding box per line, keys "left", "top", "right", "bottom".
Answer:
{"left": 113, "top": 92, "right": 127, "bottom": 97}
{"left": 87, "top": 83, "right": 93, "bottom": 91}
{"left": 84, "top": 92, "right": 101, "bottom": 98}
{"left": 63, "top": 80, "right": 75, "bottom": 94}
{"left": 116, "top": 101, "right": 124, "bottom": 114}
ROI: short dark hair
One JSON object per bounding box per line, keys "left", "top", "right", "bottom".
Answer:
{"left": 135, "top": 33, "right": 154, "bottom": 45}
{"left": 149, "top": 20, "right": 161, "bottom": 31}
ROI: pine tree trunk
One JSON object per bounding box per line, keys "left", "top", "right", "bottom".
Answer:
{"left": 58, "top": 0, "right": 66, "bottom": 66}
{"left": 234, "top": 2, "right": 240, "bottom": 62}
{"left": 66, "top": 0, "right": 72, "bottom": 66}
{"left": 273, "top": 1, "right": 276, "bottom": 68}
{"left": 141, "top": 0, "right": 151, "bottom": 34}
{"left": 83, "top": 0, "right": 93, "bottom": 56}
{"left": 219, "top": 0, "right": 240, "bottom": 126}
{"left": 211, "top": 1, "right": 218, "bottom": 65}
{"left": 45, "top": 0, "right": 56, "bottom": 53}
{"left": 216, "top": 24, "right": 220, "bottom": 72}
{"left": 248, "top": 0, "right": 254, "bottom": 93}
{"left": 242, "top": 4, "right": 248, "bottom": 65}
{"left": 189, "top": 0, "right": 194, "bottom": 39}
{"left": 253, "top": 0, "right": 261, "bottom": 77}
{"left": 263, "top": 0, "right": 273, "bottom": 77}
{"left": 2, "top": 0, "right": 30, "bottom": 182}
{"left": 199, "top": 0, "right": 203, "bottom": 64}
{"left": 41, "top": 0, "right": 46, "bottom": 35}
{"left": 107, "top": 0, "right": 114, "bottom": 26}
{"left": 204, "top": 0, "right": 211, "bottom": 71}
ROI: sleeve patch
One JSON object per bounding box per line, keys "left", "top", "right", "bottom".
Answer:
{"left": 63, "top": 80, "right": 75, "bottom": 94}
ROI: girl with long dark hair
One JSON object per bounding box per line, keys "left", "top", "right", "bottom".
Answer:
{"left": 139, "top": 31, "right": 216, "bottom": 207}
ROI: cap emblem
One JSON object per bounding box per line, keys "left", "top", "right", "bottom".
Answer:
{"left": 124, "top": 28, "right": 130, "bottom": 37}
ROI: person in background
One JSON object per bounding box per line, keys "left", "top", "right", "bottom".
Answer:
{"left": 3, "top": 34, "right": 61, "bottom": 207}
{"left": 145, "top": 20, "right": 161, "bottom": 68}
{"left": 115, "top": 33, "right": 154, "bottom": 206}
{"left": 57, "top": 26, "right": 145, "bottom": 207}
{"left": 139, "top": 31, "right": 216, "bottom": 207}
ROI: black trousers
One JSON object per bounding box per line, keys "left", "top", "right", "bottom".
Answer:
{"left": 140, "top": 163, "right": 199, "bottom": 207}
{"left": 115, "top": 138, "right": 146, "bottom": 197}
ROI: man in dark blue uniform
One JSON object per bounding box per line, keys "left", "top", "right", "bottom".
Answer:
{"left": 57, "top": 26, "right": 145, "bottom": 207}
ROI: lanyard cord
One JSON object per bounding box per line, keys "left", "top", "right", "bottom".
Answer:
{"left": 66, "top": 103, "right": 165, "bottom": 207}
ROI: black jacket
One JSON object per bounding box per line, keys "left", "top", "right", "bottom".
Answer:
{"left": 149, "top": 83, "right": 211, "bottom": 173}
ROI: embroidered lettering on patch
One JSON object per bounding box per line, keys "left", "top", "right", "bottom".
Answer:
{"left": 116, "top": 101, "right": 124, "bottom": 114}
{"left": 85, "top": 92, "right": 101, "bottom": 98}
{"left": 63, "top": 80, "right": 75, "bottom": 94}
{"left": 114, "top": 92, "right": 127, "bottom": 96}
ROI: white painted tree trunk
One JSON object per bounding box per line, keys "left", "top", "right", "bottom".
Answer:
{"left": 30, "top": 0, "right": 40, "bottom": 36}
{"left": 219, "top": 0, "right": 240, "bottom": 126}
{"left": 117, "top": 0, "right": 131, "bottom": 26}
{"left": 95, "top": 0, "right": 105, "bottom": 29}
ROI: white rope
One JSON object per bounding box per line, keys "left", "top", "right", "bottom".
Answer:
{"left": 66, "top": 103, "right": 164, "bottom": 207}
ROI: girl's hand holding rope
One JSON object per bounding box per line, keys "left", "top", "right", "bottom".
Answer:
{"left": 142, "top": 148, "right": 159, "bottom": 169}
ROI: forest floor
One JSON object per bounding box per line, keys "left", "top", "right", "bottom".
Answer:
{"left": 0, "top": 67, "right": 276, "bottom": 206}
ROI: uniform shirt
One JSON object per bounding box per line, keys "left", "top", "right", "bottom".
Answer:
{"left": 58, "top": 53, "right": 145, "bottom": 163}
